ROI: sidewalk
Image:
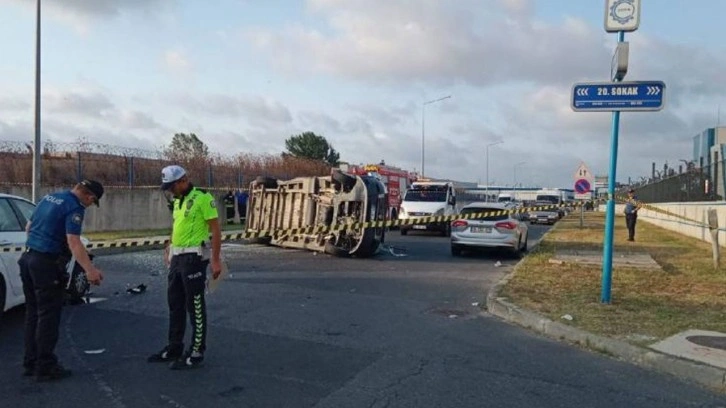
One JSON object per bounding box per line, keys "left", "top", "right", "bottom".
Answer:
{"left": 484, "top": 212, "right": 726, "bottom": 392}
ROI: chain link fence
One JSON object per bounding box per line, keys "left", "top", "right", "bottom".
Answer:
{"left": 0, "top": 140, "right": 331, "bottom": 189}
{"left": 627, "top": 161, "right": 721, "bottom": 203}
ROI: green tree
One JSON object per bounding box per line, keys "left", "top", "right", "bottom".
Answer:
{"left": 165, "top": 132, "right": 209, "bottom": 161}
{"left": 284, "top": 131, "right": 340, "bottom": 166}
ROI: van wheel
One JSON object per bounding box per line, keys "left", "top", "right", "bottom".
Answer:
{"left": 332, "top": 171, "right": 356, "bottom": 192}
{"left": 325, "top": 241, "right": 350, "bottom": 258}
{"left": 400, "top": 228, "right": 408, "bottom": 236}
{"left": 254, "top": 176, "right": 278, "bottom": 189}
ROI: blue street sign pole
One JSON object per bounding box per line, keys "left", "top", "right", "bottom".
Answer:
{"left": 601, "top": 30, "right": 625, "bottom": 304}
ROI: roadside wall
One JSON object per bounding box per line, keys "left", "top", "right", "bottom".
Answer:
{"left": 0, "top": 186, "right": 233, "bottom": 232}
{"left": 611, "top": 202, "right": 726, "bottom": 247}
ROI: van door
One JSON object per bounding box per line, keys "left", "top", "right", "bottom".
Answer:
{"left": 0, "top": 198, "right": 27, "bottom": 297}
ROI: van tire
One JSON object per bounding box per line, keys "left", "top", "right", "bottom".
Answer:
{"left": 254, "top": 176, "right": 278, "bottom": 189}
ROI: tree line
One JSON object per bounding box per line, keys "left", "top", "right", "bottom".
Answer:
{"left": 167, "top": 131, "right": 340, "bottom": 167}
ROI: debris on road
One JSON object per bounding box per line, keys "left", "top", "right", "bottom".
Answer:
{"left": 126, "top": 284, "right": 147, "bottom": 294}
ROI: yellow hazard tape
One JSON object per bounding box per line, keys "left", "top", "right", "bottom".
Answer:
{"left": 3, "top": 199, "right": 604, "bottom": 253}
{"left": 614, "top": 195, "right": 709, "bottom": 227}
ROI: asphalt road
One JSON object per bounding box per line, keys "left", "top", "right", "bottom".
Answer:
{"left": 1, "top": 224, "right": 725, "bottom": 407}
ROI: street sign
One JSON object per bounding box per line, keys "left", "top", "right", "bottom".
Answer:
{"left": 571, "top": 81, "right": 665, "bottom": 112}
{"left": 610, "top": 41, "right": 629, "bottom": 81}
{"left": 574, "top": 178, "right": 592, "bottom": 194}
{"left": 573, "top": 162, "right": 594, "bottom": 183}
{"left": 605, "top": 0, "right": 640, "bottom": 32}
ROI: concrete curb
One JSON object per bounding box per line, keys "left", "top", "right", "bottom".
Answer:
{"left": 484, "top": 263, "right": 726, "bottom": 392}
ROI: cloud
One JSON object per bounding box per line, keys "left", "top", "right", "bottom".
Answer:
{"left": 0, "top": 96, "right": 31, "bottom": 112}
{"left": 172, "top": 93, "right": 293, "bottom": 127}
{"left": 246, "top": 0, "right": 608, "bottom": 87}
{"left": 163, "top": 49, "right": 192, "bottom": 74}
{"left": 117, "top": 110, "right": 161, "bottom": 129}
{"left": 44, "top": 88, "right": 115, "bottom": 118}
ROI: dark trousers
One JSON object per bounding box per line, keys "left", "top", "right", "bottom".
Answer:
{"left": 19, "top": 251, "right": 66, "bottom": 373}
{"left": 225, "top": 206, "right": 235, "bottom": 223}
{"left": 626, "top": 213, "right": 638, "bottom": 240}
{"left": 167, "top": 254, "right": 207, "bottom": 355}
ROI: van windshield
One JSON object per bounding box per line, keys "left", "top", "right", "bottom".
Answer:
{"left": 535, "top": 195, "right": 560, "bottom": 205}
{"left": 404, "top": 190, "right": 447, "bottom": 202}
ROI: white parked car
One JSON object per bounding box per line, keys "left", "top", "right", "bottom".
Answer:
{"left": 0, "top": 193, "right": 92, "bottom": 318}
{"left": 450, "top": 202, "right": 529, "bottom": 257}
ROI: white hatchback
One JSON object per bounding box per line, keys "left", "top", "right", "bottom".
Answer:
{"left": 450, "top": 202, "right": 528, "bottom": 257}
{"left": 0, "top": 193, "right": 92, "bottom": 317}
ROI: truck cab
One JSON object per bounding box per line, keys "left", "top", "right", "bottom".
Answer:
{"left": 398, "top": 180, "right": 457, "bottom": 236}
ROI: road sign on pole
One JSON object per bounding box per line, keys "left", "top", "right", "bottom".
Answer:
{"left": 611, "top": 41, "right": 629, "bottom": 81}
{"left": 573, "top": 162, "right": 594, "bottom": 183}
{"left": 574, "top": 179, "right": 591, "bottom": 194}
{"left": 571, "top": 81, "right": 665, "bottom": 112}
{"left": 605, "top": 0, "right": 640, "bottom": 32}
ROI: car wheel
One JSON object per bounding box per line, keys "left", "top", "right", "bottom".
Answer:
{"left": 511, "top": 238, "right": 523, "bottom": 259}
{"left": 451, "top": 245, "right": 463, "bottom": 256}
{"left": 522, "top": 233, "right": 528, "bottom": 252}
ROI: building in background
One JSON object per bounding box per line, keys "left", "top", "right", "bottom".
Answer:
{"left": 692, "top": 127, "right": 726, "bottom": 199}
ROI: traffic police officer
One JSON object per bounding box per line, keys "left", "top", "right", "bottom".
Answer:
{"left": 148, "top": 165, "right": 222, "bottom": 369}
{"left": 624, "top": 188, "right": 641, "bottom": 241}
{"left": 19, "top": 179, "right": 105, "bottom": 381}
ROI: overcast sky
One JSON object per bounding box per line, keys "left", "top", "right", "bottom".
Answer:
{"left": 1, "top": 0, "right": 724, "bottom": 188}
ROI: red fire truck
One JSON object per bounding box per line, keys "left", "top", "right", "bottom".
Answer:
{"left": 343, "top": 162, "right": 416, "bottom": 221}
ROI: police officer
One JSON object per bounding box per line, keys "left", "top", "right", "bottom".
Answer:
{"left": 624, "top": 188, "right": 641, "bottom": 241}
{"left": 148, "top": 165, "right": 222, "bottom": 369}
{"left": 19, "top": 179, "right": 105, "bottom": 382}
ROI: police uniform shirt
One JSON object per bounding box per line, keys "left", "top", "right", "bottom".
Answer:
{"left": 26, "top": 191, "right": 85, "bottom": 255}
{"left": 171, "top": 187, "right": 219, "bottom": 247}
{"left": 624, "top": 196, "right": 639, "bottom": 215}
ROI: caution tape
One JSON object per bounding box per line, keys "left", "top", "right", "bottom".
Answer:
{"left": 613, "top": 194, "right": 709, "bottom": 227}
{"left": 2, "top": 199, "right": 604, "bottom": 253}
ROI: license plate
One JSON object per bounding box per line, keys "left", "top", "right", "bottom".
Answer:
{"left": 471, "top": 226, "right": 492, "bottom": 233}
{"left": 413, "top": 225, "right": 426, "bottom": 230}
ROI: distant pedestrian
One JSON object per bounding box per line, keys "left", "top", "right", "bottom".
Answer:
{"left": 148, "top": 165, "right": 222, "bottom": 369}
{"left": 222, "top": 190, "right": 235, "bottom": 224}
{"left": 235, "top": 189, "right": 248, "bottom": 221}
{"left": 19, "top": 179, "right": 105, "bottom": 382}
{"left": 624, "top": 189, "right": 641, "bottom": 241}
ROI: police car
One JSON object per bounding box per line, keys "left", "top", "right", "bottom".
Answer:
{"left": 0, "top": 193, "right": 92, "bottom": 318}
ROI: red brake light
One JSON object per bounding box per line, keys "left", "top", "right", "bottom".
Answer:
{"left": 452, "top": 220, "right": 468, "bottom": 228}
{"left": 494, "top": 221, "right": 517, "bottom": 230}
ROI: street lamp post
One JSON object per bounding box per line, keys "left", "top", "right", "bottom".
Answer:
{"left": 32, "top": 0, "right": 41, "bottom": 203}
{"left": 513, "top": 161, "right": 526, "bottom": 200}
{"left": 421, "top": 95, "right": 451, "bottom": 178}
{"left": 485, "top": 141, "right": 503, "bottom": 202}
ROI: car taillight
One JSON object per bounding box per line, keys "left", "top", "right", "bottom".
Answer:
{"left": 494, "top": 221, "right": 517, "bottom": 230}
{"left": 452, "top": 220, "right": 468, "bottom": 228}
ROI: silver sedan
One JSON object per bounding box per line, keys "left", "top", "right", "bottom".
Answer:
{"left": 450, "top": 202, "right": 528, "bottom": 257}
